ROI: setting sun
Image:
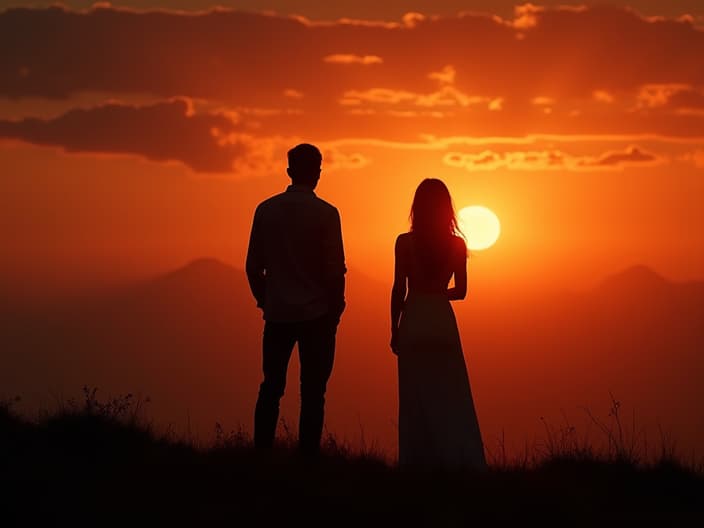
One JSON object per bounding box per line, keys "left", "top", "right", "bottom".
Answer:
{"left": 458, "top": 205, "right": 501, "bottom": 251}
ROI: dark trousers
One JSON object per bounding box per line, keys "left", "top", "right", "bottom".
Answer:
{"left": 254, "top": 313, "right": 338, "bottom": 454}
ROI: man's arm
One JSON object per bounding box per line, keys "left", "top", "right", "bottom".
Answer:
{"left": 245, "top": 207, "right": 266, "bottom": 309}
{"left": 324, "top": 208, "right": 347, "bottom": 320}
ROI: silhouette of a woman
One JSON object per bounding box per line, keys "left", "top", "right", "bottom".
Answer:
{"left": 391, "top": 178, "right": 486, "bottom": 470}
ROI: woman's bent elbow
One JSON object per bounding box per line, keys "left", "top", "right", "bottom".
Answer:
{"left": 449, "top": 287, "right": 466, "bottom": 300}
{"left": 391, "top": 285, "right": 406, "bottom": 299}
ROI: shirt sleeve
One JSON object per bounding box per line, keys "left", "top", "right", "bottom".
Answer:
{"left": 323, "top": 207, "right": 346, "bottom": 317}
{"left": 245, "top": 206, "right": 266, "bottom": 307}
{"left": 324, "top": 208, "right": 347, "bottom": 277}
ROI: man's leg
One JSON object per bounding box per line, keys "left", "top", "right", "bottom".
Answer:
{"left": 297, "top": 314, "right": 337, "bottom": 456}
{"left": 254, "top": 321, "right": 296, "bottom": 448}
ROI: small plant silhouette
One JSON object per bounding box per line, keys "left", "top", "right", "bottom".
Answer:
{"left": 580, "top": 391, "right": 647, "bottom": 464}
{"left": 213, "top": 422, "right": 250, "bottom": 449}
{"left": 59, "top": 385, "right": 151, "bottom": 426}
{"left": 0, "top": 395, "right": 21, "bottom": 422}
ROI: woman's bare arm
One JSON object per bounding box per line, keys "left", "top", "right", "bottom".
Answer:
{"left": 390, "top": 235, "right": 408, "bottom": 353}
{"left": 447, "top": 238, "right": 467, "bottom": 301}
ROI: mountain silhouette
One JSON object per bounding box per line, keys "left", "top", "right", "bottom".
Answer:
{"left": 0, "top": 258, "right": 394, "bottom": 443}
{"left": 456, "top": 265, "right": 704, "bottom": 457}
{"left": 1, "top": 260, "right": 703, "bottom": 457}
{"left": 594, "top": 265, "right": 672, "bottom": 301}
{"left": 152, "top": 257, "right": 244, "bottom": 289}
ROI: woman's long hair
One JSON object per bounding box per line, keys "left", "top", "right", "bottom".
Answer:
{"left": 409, "top": 178, "right": 464, "bottom": 269}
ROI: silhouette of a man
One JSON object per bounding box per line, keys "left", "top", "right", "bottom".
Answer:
{"left": 246, "top": 143, "right": 346, "bottom": 456}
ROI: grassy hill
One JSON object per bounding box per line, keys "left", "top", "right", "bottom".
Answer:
{"left": 2, "top": 390, "right": 702, "bottom": 526}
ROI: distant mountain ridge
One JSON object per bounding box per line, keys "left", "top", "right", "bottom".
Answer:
{"left": 1, "top": 258, "right": 703, "bottom": 457}
{"left": 595, "top": 264, "right": 671, "bottom": 295}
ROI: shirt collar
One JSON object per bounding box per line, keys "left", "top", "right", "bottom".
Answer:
{"left": 286, "top": 184, "right": 316, "bottom": 195}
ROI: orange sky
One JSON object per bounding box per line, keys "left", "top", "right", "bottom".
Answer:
{"left": 1, "top": 2, "right": 703, "bottom": 291}
{"left": 1, "top": 2, "right": 704, "bottom": 458}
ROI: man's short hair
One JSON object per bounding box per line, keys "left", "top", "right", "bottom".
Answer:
{"left": 288, "top": 143, "right": 322, "bottom": 171}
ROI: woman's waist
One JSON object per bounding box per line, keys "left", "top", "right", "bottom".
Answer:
{"left": 404, "top": 291, "right": 451, "bottom": 306}
{"left": 406, "top": 287, "right": 449, "bottom": 298}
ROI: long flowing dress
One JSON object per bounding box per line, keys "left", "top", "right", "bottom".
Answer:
{"left": 397, "top": 233, "right": 486, "bottom": 470}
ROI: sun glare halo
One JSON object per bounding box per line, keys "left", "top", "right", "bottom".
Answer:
{"left": 458, "top": 205, "right": 501, "bottom": 251}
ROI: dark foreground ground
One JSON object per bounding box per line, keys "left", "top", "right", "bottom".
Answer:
{"left": 1, "top": 395, "right": 703, "bottom": 527}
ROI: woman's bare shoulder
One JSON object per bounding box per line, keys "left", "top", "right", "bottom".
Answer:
{"left": 452, "top": 234, "right": 467, "bottom": 246}
{"left": 395, "top": 231, "right": 412, "bottom": 244}
{"left": 394, "top": 232, "right": 412, "bottom": 254}
{"left": 452, "top": 235, "right": 468, "bottom": 255}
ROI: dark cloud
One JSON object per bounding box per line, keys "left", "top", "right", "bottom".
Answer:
{"left": 2, "top": 5, "right": 703, "bottom": 100}
{"left": 1, "top": 5, "right": 704, "bottom": 138}
{"left": 581, "top": 146, "right": 658, "bottom": 167}
{"left": 4, "top": 1, "right": 704, "bottom": 22}
{"left": 0, "top": 99, "right": 247, "bottom": 172}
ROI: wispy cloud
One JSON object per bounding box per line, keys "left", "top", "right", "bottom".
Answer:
{"left": 341, "top": 86, "right": 490, "bottom": 108}
{"left": 443, "top": 145, "right": 662, "bottom": 172}
{"left": 680, "top": 149, "right": 704, "bottom": 168}
{"left": 323, "top": 54, "right": 383, "bottom": 65}
{"left": 636, "top": 84, "right": 693, "bottom": 108}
